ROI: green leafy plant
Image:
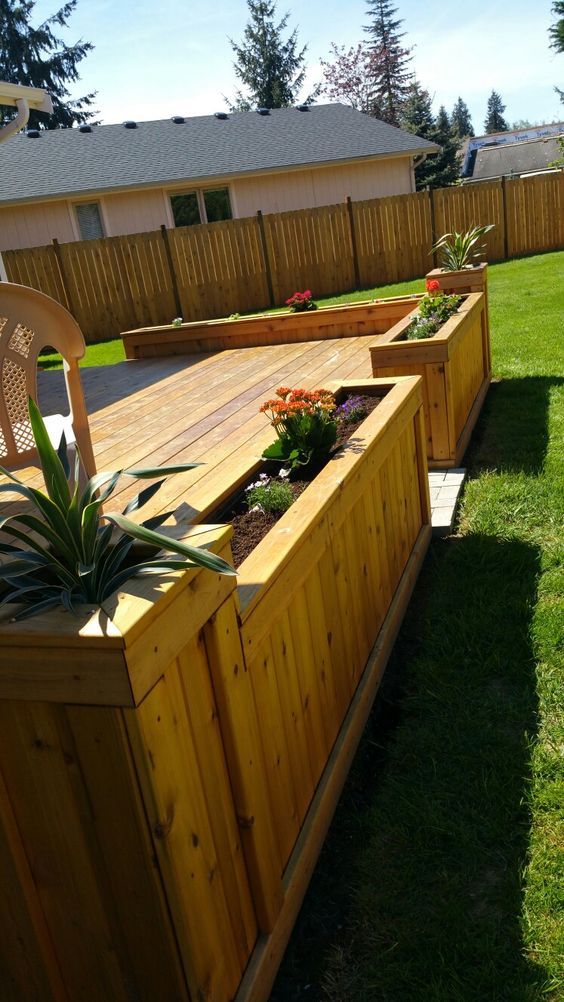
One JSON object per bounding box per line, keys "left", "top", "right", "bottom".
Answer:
{"left": 0, "top": 398, "right": 234, "bottom": 620}
{"left": 245, "top": 473, "right": 293, "bottom": 514}
{"left": 171, "top": 316, "right": 183, "bottom": 327}
{"left": 431, "top": 224, "right": 494, "bottom": 270}
{"left": 406, "top": 291, "right": 461, "bottom": 341}
{"left": 260, "top": 387, "right": 337, "bottom": 470}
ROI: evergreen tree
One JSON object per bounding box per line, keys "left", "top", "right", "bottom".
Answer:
{"left": 0, "top": 0, "right": 96, "bottom": 129}
{"left": 400, "top": 79, "right": 435, "bottom": 188}
{"left": 364, "top": 0, "right": 412, "bottom": 125}
{"left": 549, "top": 0, "right": 564, "bottom": 51}
{"left": 451, "top": 96, "right": 474, "bottom": 139}
{"left": 229, "top": 0, "right": 314, "bottom": 111}
{"left": 484, "top": 90, "right": 508, "bottom": 133}
{"left": 549, "top": 1, "right": 564, "bottom": 103}
{"left": 428, "top": 104, "right": 460, "bottom": 188}
{"left": 402, "top": 88, "right": 460, "bottom": 190}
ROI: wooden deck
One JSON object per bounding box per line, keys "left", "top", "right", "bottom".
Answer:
{"left": 4, "top": 335, "right": 374, "bottom": 527}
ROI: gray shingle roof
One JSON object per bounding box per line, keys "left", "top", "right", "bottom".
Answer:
{"left": 472, "top": 135, "right": 563, "bottom": 180}
{"left": 0, "top": 103, "right": 438, "bottom": 205}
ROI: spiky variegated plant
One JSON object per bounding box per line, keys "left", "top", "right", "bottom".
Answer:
{"left": 0, "top": 398, "right": 234, "bottom": 620}
{"left": 431, "top": 224, "right": 494, "bottom": 271}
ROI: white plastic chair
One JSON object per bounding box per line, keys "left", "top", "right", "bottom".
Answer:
{"left": 0, "top": 283, "right": 96, "bottom": 479}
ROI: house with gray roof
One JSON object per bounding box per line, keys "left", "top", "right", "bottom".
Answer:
{"left": 0, "top": 103, "right": 438, "bottom": 251}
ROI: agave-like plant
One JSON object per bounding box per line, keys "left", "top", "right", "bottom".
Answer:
{"left": 0, "top": 398, "right": 234, "bottom": 620}
{"left": 431, "top": 223, "right": 494, "bottom": 271}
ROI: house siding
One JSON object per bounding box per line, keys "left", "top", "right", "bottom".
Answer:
{"left": 0, "top": 156, "right": 414, "bottom": 251}
{"left": 231, "top": 157, "right": 413, "bottom": 216}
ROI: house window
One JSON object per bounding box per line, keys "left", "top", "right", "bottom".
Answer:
{"left": 74, "top": 202, "right": 104, "bottom": 240}
{"left": 170, "top": 188, "right": 232, "bottom": 227}
{"left": 203, "top": 188, "right": 232, "bottom": 223}
{"left": 170, "top": 192, "right": 201, "bottom": 227}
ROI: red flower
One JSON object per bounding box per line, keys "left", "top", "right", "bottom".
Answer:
{"left": 426, "top": 279, "right": 440, "bottom": 292}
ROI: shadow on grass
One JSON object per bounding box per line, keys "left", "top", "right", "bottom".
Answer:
{"left": 271, "top": 533, "right": 547, "bottom": 1001}
{"left": 469, "top": 376, "right": 564, "bottom": 475}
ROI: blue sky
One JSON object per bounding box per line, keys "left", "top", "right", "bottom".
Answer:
{"left": 33, "top": 0, "right": 563, "bottom": 131}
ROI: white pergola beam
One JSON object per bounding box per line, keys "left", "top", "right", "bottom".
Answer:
{"left": 0, "top": 81, "right": 53, "bottom": 114}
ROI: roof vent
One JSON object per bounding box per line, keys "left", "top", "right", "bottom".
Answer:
{"left": 171, "top": 115, "right": 185, "bottom": 124}
{"left": 123, "top": 120, "right": 137, "bottom": 129}
{"left": 256, "top": 107, "right": 270, "bottom": 116}
{"left": 214, "top": 111, "right": 228, "bottom": 120}
{"left": 296, "top": 103, "right": 309, "bottom": 111}
{"left": 26, "top": 128, "right": 40, "bottom": 138}
{"left": 79, "top": 124, "right": 93, "bottom": 133}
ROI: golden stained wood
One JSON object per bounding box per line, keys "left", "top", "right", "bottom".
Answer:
{"left": 5, "top": 173, "right": 561, "bottom": 343}
{"left": 370, "top": 292, "right": 491, "bottom": 467}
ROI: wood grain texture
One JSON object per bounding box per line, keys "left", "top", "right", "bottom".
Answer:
{"left": 5, "top": 173, "right": 559, "bottom": 342}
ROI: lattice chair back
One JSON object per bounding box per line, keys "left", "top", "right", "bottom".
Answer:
{"left": 0, "top": 283, "right": 96, "bottom": 478}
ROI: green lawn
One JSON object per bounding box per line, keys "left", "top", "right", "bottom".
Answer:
{"left": 268, "top": 251, "right": 564, "bottom": 1001}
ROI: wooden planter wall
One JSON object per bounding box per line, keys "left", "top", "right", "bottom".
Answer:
{"left": 121, "top": 296, "right": 420, "bottom": 359}
{"left": 370, "top": 292, "right": 491, "bottom": 468}
{"left": 0, "top": 378, "right": 431, "bottom": 1002}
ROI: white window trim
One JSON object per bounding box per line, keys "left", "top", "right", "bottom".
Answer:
{"left": 70, "top": 198, "right": 109, "bottom": 241}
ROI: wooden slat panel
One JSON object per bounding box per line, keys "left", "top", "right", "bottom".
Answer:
{"left": 124, "top": 637, "right": 256, "bottom": 1001}
{"left": 432, "top": 181, "right": 505, "bottom": 261}
{"left": 505, "top": 174, "right": 564, "bottom": 257}
{"left": 169, "top": 216, "right": 270, "bottom": 320}
{"left": 353, "top": 190, "right": 432, "bottom": 287}
{"left": 264, "top": 201, "right": 355, "bottom": 303}
{"left": 0, "top": 702, "right": 131, "bottom": 999}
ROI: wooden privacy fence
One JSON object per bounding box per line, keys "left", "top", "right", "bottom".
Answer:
{"left": 4, "top": 172, "right": 563, "bottom": 343}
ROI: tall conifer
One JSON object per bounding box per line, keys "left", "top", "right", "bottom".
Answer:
{"left": 484, "top": 90, "right": 508, "bottom": 133}
{"left": 363, "top": 0, "right": 412, "bottom": 124}
{"left": 0, "top": 0, "right": 96, "bottom": 128}
{"left": 451, "top": 97, "right": 474, "bottom": 139}
{"left": 229, "top": 0, "right": 314, "bottom": 111}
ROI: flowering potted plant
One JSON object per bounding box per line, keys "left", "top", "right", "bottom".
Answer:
{"left": 259, "top": 386, "right": 337, "bottom": 469}
{"left": 285, "top": 289, "right": 318, "bottom": 312}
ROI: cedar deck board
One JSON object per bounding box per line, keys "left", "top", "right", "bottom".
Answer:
{"left": 2, "top": 337, "right": 374, "bottom": 525}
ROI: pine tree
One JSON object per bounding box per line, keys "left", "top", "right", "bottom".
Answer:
{"left": 484, "top": 90, "right": 508, "bottom": 134}
{"left": 549, "top": 0, "right": 564, "bottom": 51}
{"left": 451, "top": 96, "right": 474, "bottom": 139}
{"left": 229, "top": 0, "right": 314, "bottom": 111}
{"left": 400, "top": 79, "right": 435, "bottom": 188}
{"left": 364, "top": 0, "right": 412, "bottom": 125}
{"left": 0, "top": 0, "right": 96, "bottom": 129}
{"left": 427, "top": 105, "right": 460, "bottom": 188}
{"left": 549, "top": 1, "right": 564, "bottom": 103}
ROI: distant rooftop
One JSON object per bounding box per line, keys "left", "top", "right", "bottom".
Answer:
{"left": 0, "top": 103, "right": 439, "bottom": 206}
{"left": 470, "top": 135, "right": 563, "bottom": 181}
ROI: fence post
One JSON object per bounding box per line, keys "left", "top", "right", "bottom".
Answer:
{"left": 345, "top": 196, "right": 361, "bottom": 290}
{"left": 428, "top": 189, "right": 438, "bottom": 267}
{"left": 500, "top": 177, "right": 509, "bottom": 260}
{"left": 52, "top": 238, "right": 78, "bottom": 317}
{"left": 160, "top": 225, "right": 183, "bottom": 318}
{"left": 256, "top": 210, "right": 275, "bottom": 307}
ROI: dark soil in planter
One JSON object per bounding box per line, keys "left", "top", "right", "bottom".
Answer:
{"left": 214, "top": 395, "right": 381, "bottom": 568}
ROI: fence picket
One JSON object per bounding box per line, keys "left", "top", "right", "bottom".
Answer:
{"left": 3, "top": 175, "right": 563, "bottom": 342}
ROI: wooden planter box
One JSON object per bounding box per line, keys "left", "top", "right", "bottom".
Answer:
{"left": 0, "top": 376, "right": 431, "bottom": 1001}
{"left": 426, "top": 262, "right": 488, "bottom": 296}
{"left": 370, "top": 292, "right": 491, "bottom": 468}
{"left": 121, "top": 296, "right": 420, "bottom": 359}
